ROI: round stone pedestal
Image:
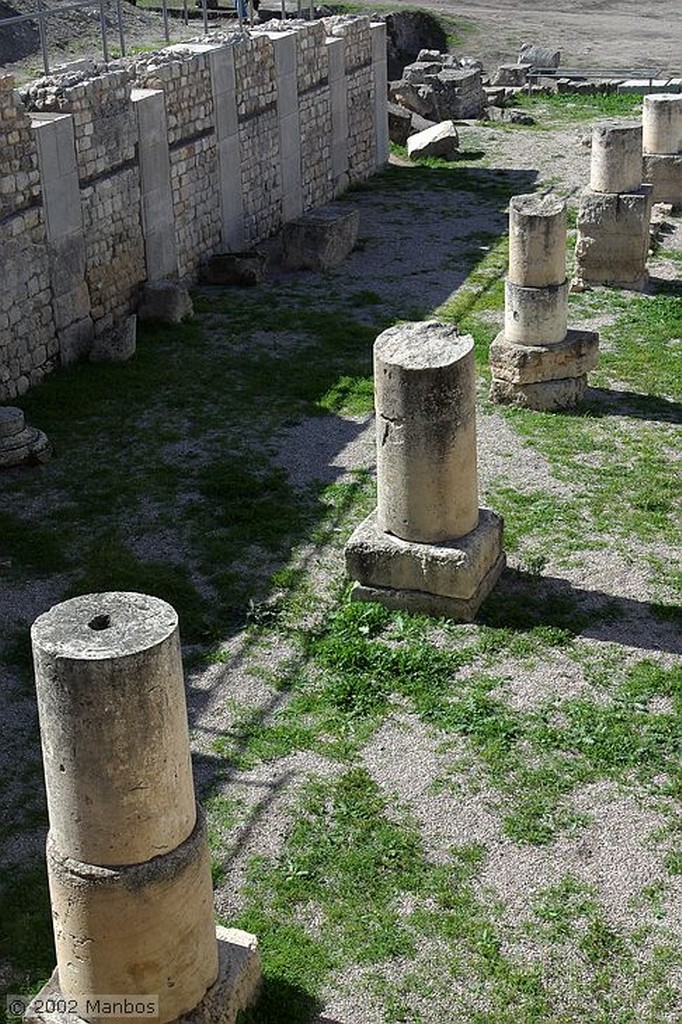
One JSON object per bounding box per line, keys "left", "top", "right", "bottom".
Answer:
{"left": 0, "top": 407, "right": 52, "bottom": 468}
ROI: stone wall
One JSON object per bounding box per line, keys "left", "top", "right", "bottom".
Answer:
{"left": 0, "top": 76, "right": 57, "bottom": 398}
{"left": 0, "top": 16, "right": 388, "bottom": 402}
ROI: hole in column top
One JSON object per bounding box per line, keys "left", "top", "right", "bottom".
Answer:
{"left": 88, "top": 614, "right": 112, "bottom": 631}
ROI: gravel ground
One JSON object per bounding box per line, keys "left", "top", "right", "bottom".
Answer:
{"left": 0, "top": 9, "right": 681, "bottom": 1018}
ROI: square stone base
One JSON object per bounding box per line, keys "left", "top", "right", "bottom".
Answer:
{"left": 643, "top": 153, "right": 682, "bottom": 208}
{"left": 282, "top": 204, "right": 359, "bottom": 270}
{"left": 489, "top": 328, "right": 599, "bottom": 385}
{"left": 345, "top": 507, "right": 505, "bottom": 622}
{"left": 24, "top": 927, "right": 261, "bottom": 1024}
{"left": 575, "top": 185, "right": 653, "bottom": 287}
{"left": 490, "top": 373, "right": 588, "bottom": 411}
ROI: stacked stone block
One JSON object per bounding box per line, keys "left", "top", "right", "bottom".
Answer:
{"left": 490, "top": 194, "right": 599, "bottom": 411}
{"left": 133, "top": 48, "right": 222, "bottom": 279}
{"left": 346, "top": 321, "right": 505, "bottom": 621}
{"left": 642, "top": 94, "right": 682, "bottom": 207}
{"left": 24, "top": 67, "right": 146, "bottom": 336}
{"left": 0, "top": 76, "right": 57, "bottom": 400}
{"left": 28, "top": 592, "right": 261, "bottom": 1024}
{"left": 295, "top": 21, "right": 333, "bottom": 209}
{"left": 326, "top": 16, "right": 375, "bottom": 183}
{"left": 574, "top": 121, "right": 653, "bottom": 289}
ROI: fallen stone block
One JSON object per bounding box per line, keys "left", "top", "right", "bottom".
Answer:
{"left": 387, "top": 100, "right": 413, "bottom": 146}
{"left": 491, "top": 64, "right": 529, "bottom": 87}
{"left": 89, "top": 315, "right": 137, "bottom": 364}
{"left": 282, "top": 205, "right": 360, "bottom": 271}
{"left": 138, "top": 280, "right": 194, "bottom": 323}
{"left": 202, "top": 251, "right": 267, "bottom": 286}
{"left": 518, "top": 43, "right": 560, "bottom": 69}
{"left": 407, "top": 120, "right": 459, "bottom": 160}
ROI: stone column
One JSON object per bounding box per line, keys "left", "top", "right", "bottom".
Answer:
{"left": 370, "top": 22, "right": 389, "bottom": 169}
{"left": 269, "top": 30, "right": 303, "bottom": 223}
{"left": 27, "top": 592, "right": 261, "bottom": 1024}
{"left": 490, "top": 193, "right": 599, "bottom": 411}
{"left": 642, "top": 94, "right": 682, "bottom": 207}
{"left": 327, "top": 34, "right": 349, "bottom": 196}
{"left": 574, "top": 120, "right": 652, "bottom": 288}
{"left": 345, "top": 321, "right": 505, "bottom": 621}
{"left": 132, "top": 88, "right": 179, "bottom": 280}
{"left": 30, "top": 112, "right": 94, "bottom": 365}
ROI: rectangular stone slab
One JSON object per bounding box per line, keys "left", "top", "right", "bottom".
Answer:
{"left": 489, "top": 328, "right": 599, "bottom": 384}
{"left": 351, "top": 553, "right": 506, "bottom": 623}
{"left": 345, "top": 507, "right": 504, "bottom": 601}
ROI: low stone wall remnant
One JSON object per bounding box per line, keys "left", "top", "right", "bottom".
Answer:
{"left": 0, "top": 17, "right": 388, "bottom": 402}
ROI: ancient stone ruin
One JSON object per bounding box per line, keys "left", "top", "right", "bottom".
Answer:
{"left": 0, "top": 16, "right": 389, "bottom": 403}
{"left": 345, "top": 321, "right": 505, "bottom": 621}
{"left": 490, "top": 194, "right": 599, "bottom": 411}
{"left": 389, "top": 47, "right": 486, "bottom": 128}
{"left": 642, "top": 93, "right": 682, "bottom": 208}
{"left": 27, "top": 592, "right": 261, "bottom": 1024}
{"left": 0, "top": 406, "right": 51, "bottom": 468}
{"left": 574, "top": 121, "right": 653, "bottom": 289}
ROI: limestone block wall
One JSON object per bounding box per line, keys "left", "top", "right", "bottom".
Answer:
{"left": 24, "top": 69, "right": 145, "bottom": 337}
{"left": 296, "top": 22, "right": 333, "bottom": 210}
{"left": 0, "top": 76, "right": 57, "bottom": 399}
{"left": 327, "top": 17, "right": 375, "bottom": 183}
{"left": 0, "top": 16, "right": 386, "bottom": 402}
{"left": 132, "top": 50, "right": 222, "bottom": 278}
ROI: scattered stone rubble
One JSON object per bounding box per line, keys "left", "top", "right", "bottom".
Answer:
{"left": 26, "top": 592, "right": 261, "bottom": 1024}
{"left": 490, "top": 194, "right": 599, "bottom": 411}
{"left": 389, "top": 47, "right": 487, "bottom": 125}
{"left": 575, "top": 121, "right": 653, "bottom": 289}
{"left": 345, "top": 321, "right": 505, "bottom": 621}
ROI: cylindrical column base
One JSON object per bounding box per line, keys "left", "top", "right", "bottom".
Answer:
{"left": 508, "top": 193, "right": 566, "bottom": 288}
{"left": 374, "top": 321, "right": 479, "bottom": 544}
{"left": 504, "top": 279, "right": 568, "bottom": 346}
{"left": 590, "top": 121, "right": 643, "bottom": 194}
{"left": 643, "top": 94, "right": 682, "bottom": 156}
{"left": 32, "top": 592, "right": 197, "bottom": 867}
{"left": 47, "top": 808, "right": 219, "bottom": 1024}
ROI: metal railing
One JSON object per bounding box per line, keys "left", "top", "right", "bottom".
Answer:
{"left": 1, "top": 0, "right": 316, "bottom": 77}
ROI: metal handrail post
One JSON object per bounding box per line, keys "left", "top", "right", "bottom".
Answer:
{"left": 162, "top": 0, "right": 170, "bottom": 42}
{"left": 116, "top": 0, "right": 126, "bottom": 56}
{"left": 36, "top": 0, "right": 49, "bottom": 74}
{"left": 99, "top": 0, "right": 109, "bottom": 63}
{"left": 202, "top": 0, "right": 208, "bottom": 36}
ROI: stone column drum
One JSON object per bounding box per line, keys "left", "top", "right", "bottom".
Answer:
{"left": 490, "top": 194, "right": 599, "bottom": 411}
{"left": 575, "top": 121, "right": 652, "bottom": 288}
{"left": 345, "top": 321, "right": 505, "bottom": 621}
{"left": 642, "top": 94, "right": 682, "bottom": 207}
{"left": 27, "top": 592, "right": 261, "bottom": 1024}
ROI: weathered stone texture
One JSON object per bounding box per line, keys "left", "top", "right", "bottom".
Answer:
{"left": 24, "top": 68, "right": 136, "bottom": 182}
{"left": 327, "top": 16, "right": 375, "bottom": 182}
{"left": 0, "top": 75, "right": 41, "bottom": 219}
{"left": 81, "top": 167, "right": 145, "bottom": 334}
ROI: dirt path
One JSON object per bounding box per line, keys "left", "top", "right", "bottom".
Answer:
{"left": 414, "top": 0, "right": 682, "bottom": 74}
